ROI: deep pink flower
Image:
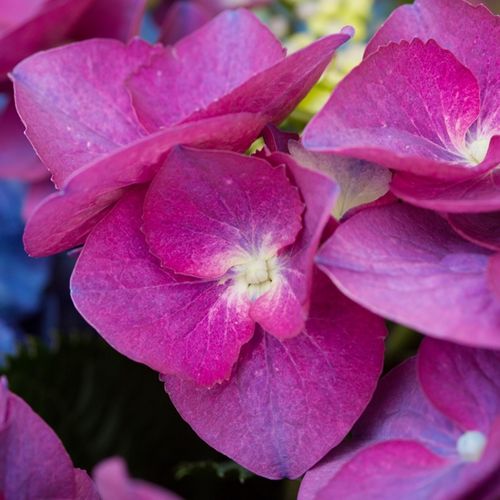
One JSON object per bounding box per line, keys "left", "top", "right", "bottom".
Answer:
{"left": 11, "top": 10, "right": 352, "bottom": 257}
{"left": 70, "top": 145, "right": 386, "bottom": 478}
{"left": 0, "top": 376, "right": 181, "bottom": 499}
{"left": 317, "top": 202, "right": 500, "bottom": 348}
{"left": 303, "top": 0, "right": 499, "bottom": 215}
{"left": 299, "top": 337, "right": 500, "bottom": 500}
{"left": 0, "top": 376, "right": 97, "bottom": 498}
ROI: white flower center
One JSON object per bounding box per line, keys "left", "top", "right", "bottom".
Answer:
{"left": 456, "top": 430, "right": 487, "bottom": 462}
{"left": 463, "top": 137, "right": 490, "bottom": 165}
{"left": 234, "top": 255, "right": 279, "bottom": 300}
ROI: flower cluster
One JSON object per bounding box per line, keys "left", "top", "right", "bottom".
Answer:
{"left": 2, "top": 0, "right": 499, "bottom": 497}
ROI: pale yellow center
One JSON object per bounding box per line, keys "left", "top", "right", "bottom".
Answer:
{"left": 234, "top": 255, "right": 279, "bottom": 300}
{"left": 463, "top": 137, "right": 490, "bottom": 165}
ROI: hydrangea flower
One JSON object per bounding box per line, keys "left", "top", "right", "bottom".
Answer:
{"left": 11, "top": 9, "right": 352, "bottom": 257}
{"left": 299, "top": 337, "right": 500, "bottom": 499}
{"left": 70, "top": 143, "right": 386, "bottom": 478}
{"left": 0, "top": 376, "right": 181, "bottom": 499}
{"left": 317, "top": 202, "right": 500, "bottom": 348}
{"left": 302, "top": 0, "right": 500, "bottom": 250}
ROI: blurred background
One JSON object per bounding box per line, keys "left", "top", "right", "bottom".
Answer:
{"left": 0, "top": 0, "right": 497, "bottom": 498}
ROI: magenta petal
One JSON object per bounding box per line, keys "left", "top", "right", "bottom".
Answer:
{"left": 71, "top": 0, "right": 146, "bottom": 42}
{"left": 71, "top": 188, "right": 255, "bottom": 386}
{"left": 418, "top": 338, "right": 500, "bottom": 432}
{"left": 366, "top": 0, "right": 500, "bottom": 130}
{"left": 93, "top": 457, "right": 181, "bottom": 500}
{"left": 185, "top": 30, "right": 353, "bottom": 127}
{"left": 318, "top": 203, "right": 500, "bottom": 348}
{"left": 303, "top": 40, "right": 489, "bottom": 179}
{"left": 23, "top": 113, "right": 263, "bottom": 257}
{"left": 159, "top": 2, "right": 212, "bottom": 45}
{"left": 0, "top": 95, "right": 47, "bottom": 181}
{"left": 250, "top": 153, "right": 339, "bottom": 339}
{"left": 391, "top": 155, "right": 500, "bottom": 213}
{"left": 11, "top": 38, "right": 156, "bottom": 187}
{"left": 163, "top": 272, "right": 386, "bottom": 479}
{"left": 128, "top": 9, "right": 285, "bottom": 129}
{"left": 0, "top": 0, "right": 93, "bottom": 77}
{"left": 143, "top": 147, "right": 303, "bottom": 279}
{"left": 315, "top": 440, "right": 448, "bottom": 500}
{"left": 446, "top": 211, "right": 500, "bottom": 251}
{"left": 0, "top": 378, "right": 78, "bottom": 498}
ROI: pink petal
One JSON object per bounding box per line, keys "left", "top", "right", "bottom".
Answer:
{"left": 288, "top": 140, "right": 391, "bottom": 220}
{"left": 315, "top": 440, "right": 449, "bottom": 500}
{"left": 93, "top": 457, "right": 181, "bottom": 500}
{"left": 0, "top": 94, "right": 47, "bottom": 181}
{"left": 128, "top": 9, "right": 285, "bottom": 130}
{"left": 0, "top": 0, "right": 93, "bottom": 77}
{"left": 303, "top": 40, "right": 494, "bottom": 179}
{"left": 446, "top": 211, "right": 500, "bottom": 251}
{"left": 23, "top": 112, "right": 264, "bottom": 257}
{"left": 0, "top": 378, "right": 79, "bottom": 498}
{"left": 11, "top": 38, "right": 156, "bottom": 187}
{"left": 183, "top": 29, "right": 353, "bottom": 127}
{"left": 318, "top": 203, "right": 500, "bottom": 348}
{"left": 159, "top": 2, "right": 212, "bottom": 45}
{"left": 71, "top": 188, "right": 255, "bottom": 387}
{"left": 250, "top": 152, "right": 339, "bottom": 339}
{"left": 163, "top": 272, "right": 386, "bottom": 479}
{"left": 418, "top": 338, "right": 500, "bottom": 432}
{"left": 71, "top": 0, "right": 146, "bottom": 42}
{"left": 143, "top": 147, "right": 303, "bottom": 279}
{"left": 391, "top": 153, "right": 500, "bottom": 213}
{"left": 366, "top": 0, "right": 500, "bottom": 132}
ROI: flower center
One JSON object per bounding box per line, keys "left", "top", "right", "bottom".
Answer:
{"left": 463, "top": 136, "right": 490, "bottom": 165}
{"left": 456, "top": 430, "right": 487, "bottom": 462}
{"left": 234, "top": 255, "right": 279, "bottom": 300}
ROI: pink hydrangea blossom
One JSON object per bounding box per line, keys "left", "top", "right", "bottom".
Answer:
{"left": 0, "top": 376, "right": 181, "bottom": 499}
{"left": 317, "top": 202, "right": 500, "bottom": 348}
{"left": 11, "top": 9, "right": 352, "bottom": 257}
{"left": 300, "top": 337, "right": 500, "bottom": 499}
{"left": 70, "top": 144, "right": 386, "bottom": 478}
{"left": 303, "top": 0, "right": 499, "bottom": 218}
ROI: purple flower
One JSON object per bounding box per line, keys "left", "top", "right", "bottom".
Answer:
{"left": 317, "top": 202, "right": 500, "bottom": 348}
{"left": 303, "top": 0, "right": 500, "bottom": 247}
{"left": 0, "top": 376, "right": 181, "bottom": 499}
{"left": 299, "top": 337, "right": 500, "bottom": 500}
{"left": 11, "top": 10, "right": 352, "bottom": 257}
{"left": 70, "top": 145, "right": 386, "bottom": 478}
